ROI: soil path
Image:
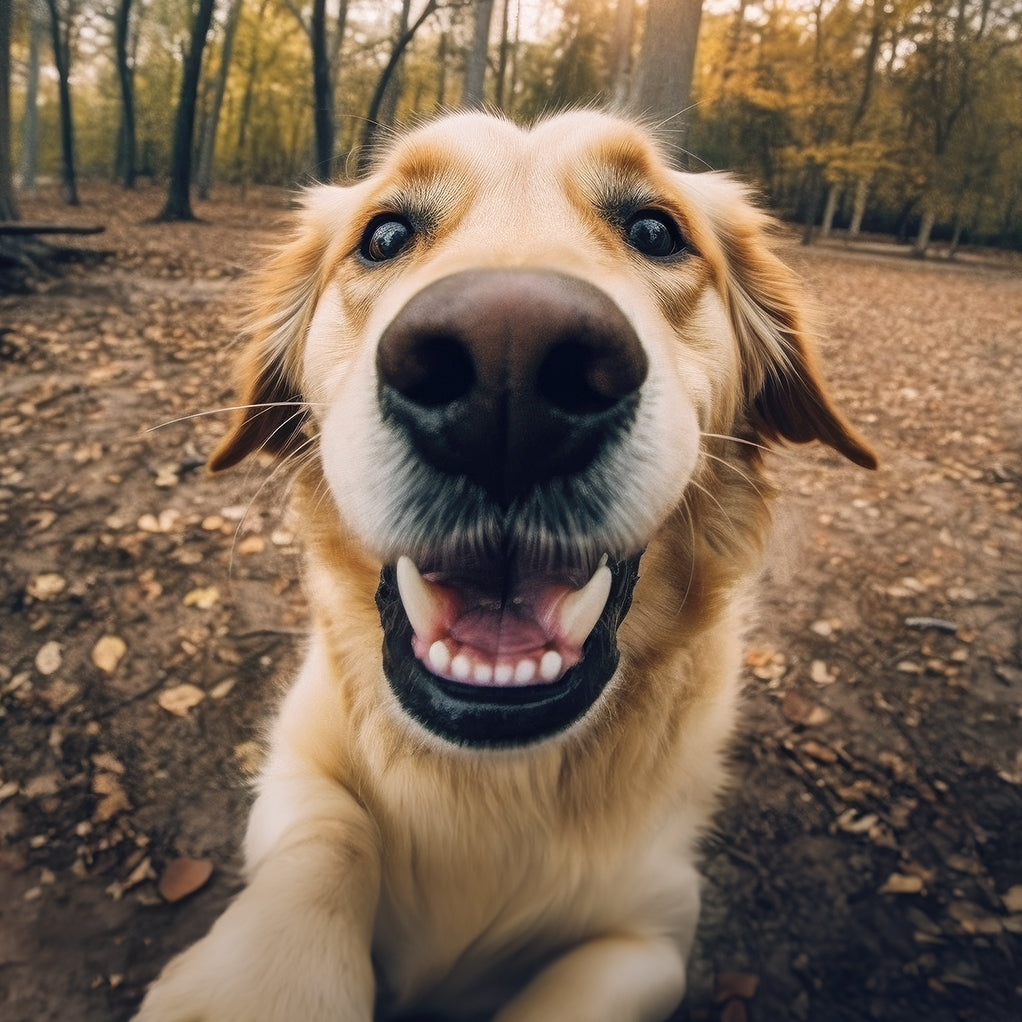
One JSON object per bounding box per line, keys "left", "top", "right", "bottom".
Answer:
{"left": 1, "top": 186, "right": 1019, "bottom": 1021}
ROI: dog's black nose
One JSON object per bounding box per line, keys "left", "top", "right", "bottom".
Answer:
{"left": 376, "top": 269, "right": 648, "bottom": 507}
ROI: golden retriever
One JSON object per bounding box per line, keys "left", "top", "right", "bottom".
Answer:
{"left": 134, "top": 110, "right": 875, "bottom": 1022}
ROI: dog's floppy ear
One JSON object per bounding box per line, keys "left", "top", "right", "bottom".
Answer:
{"left": 686, "top": 174, "right": 877, "bottom": 470}
{"left": 208, "top": 187, "right": 347, "bottom": 473}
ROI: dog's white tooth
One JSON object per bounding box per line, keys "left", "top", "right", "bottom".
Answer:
{"left": 396, "top": 556, "right": 439, "bottom": 640}
{"left": 428, "top": 640, "right": 451, "bottom": 674}
{"left": 451, "top": 653, "right": 472, "bottom": 681}
{"left": 513, "top": 659, "right": 536, "bottom": 684}
{"left": 494, "top": 663, "right": 514, "bottom": 685}
{"left": 558, "top": 565, "right": 612, "bottom": 648}
{"left": 473, "top": 662, "right": 494, "bottom": 684}
{"left": 539, "top": 650, "right": 563, "bottom": 682}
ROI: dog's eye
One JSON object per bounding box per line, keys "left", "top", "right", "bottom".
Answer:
{"left": 360, "top": 215, "right": 414, "bottom": 262}
{"left": 624, "top": 211, "right": 686, "bottom": 259}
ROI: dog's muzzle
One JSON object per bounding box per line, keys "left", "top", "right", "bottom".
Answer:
{"left": 373, "top": 268, "right": 648, "bottom": 746}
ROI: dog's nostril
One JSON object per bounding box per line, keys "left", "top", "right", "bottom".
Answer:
{"left": 538, "top": 342, "right": 620, "bottom": 416}
{"left": 382, "top": 334, "right": 475, "bottom": 408}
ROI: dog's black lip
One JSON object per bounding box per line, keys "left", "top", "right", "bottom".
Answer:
{"left": 375, "top": 552, "right": 643, "bottom": 748}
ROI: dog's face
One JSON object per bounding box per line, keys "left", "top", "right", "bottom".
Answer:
{"left": 211, "top": 111, "right": 875, "bottom": 749}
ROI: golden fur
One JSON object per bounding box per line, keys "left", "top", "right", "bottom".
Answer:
{"left": 135, "top": 111, "right": 874, "bottom": 1022}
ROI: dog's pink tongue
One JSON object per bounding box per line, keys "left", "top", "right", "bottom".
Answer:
{"left": 395, "top": 557, "right": 612, "bottom": 688}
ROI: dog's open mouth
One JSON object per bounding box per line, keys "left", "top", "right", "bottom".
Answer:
{"left": 376, "top": 548, "right": 643, "bottom": 747}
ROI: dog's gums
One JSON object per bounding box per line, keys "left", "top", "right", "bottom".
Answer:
{"left": 395, "top": 555, "right": 612, "bottom": 686}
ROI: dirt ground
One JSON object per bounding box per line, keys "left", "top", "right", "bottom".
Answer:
{"left": 1, "top": 184, "right": 1019, "bottom": 1022}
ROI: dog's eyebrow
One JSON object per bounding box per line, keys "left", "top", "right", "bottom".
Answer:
{"left": 372, "top": 144, "right": 477, "bottom": 225}
{"left": 571, "top": 137, "right": 673, "bottom": 217}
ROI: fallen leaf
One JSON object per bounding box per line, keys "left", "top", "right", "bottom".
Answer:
{"left": 237, "top": 534, "right": 265, "bottom": 555}
{"left": 233, "top": 740, "right": 263, "bottom": 776}
{"left": 1002, "top": 886, "right": 1022, "bottom": 913}
{"left": 91, "top": 635, "right": 127, "bottom": 674}
{"left": 34, "top": 641, "right": 63, "bottom": 676}
{"left": 810, "top": 660, "right": 836, "bottom": 685}
{"left": 92, "top": 773, "right": 130, "bottom": 821}
{"left": 880, "top": 873, "right": 925, "bottom": 895}
{"left": 183, "top": 586, "right": 220, "bottom": 609}
{"left": 158, "top": 857, "right": 213, "bottom": 902}
{"left": 157, "top": 683, "right": 205, "bottom": 716}
{"left": 27, "top": 573, "right": 66, "bottom": 600}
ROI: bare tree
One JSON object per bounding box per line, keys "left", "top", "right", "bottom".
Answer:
{"left": 113, "top": 0, "right": 136, "bottom": 187}
{"left": 0, "top": 0, "right": 18, "bottom": 221}
{"left": 630, "top": 0, "right": 703, "bottom": 165}
{"left": 197, "top": 0, "right": 242, "bottom": 196}
{"left": 21, "top": 0, "right": 47, "bottom": 192}
{"left": 359, "top": 0, "right": 440, "bottom": 171}
{"left": 463, "top": 0, "right": 495, "bottom": 107}
{"left": 46, "top": 0, "right": 79, "bottom": 205}
{"left": 156, "top": 0, "right": 216, "bottom": 221}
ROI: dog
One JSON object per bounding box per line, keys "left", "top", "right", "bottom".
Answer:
{"left": 134, "top": 110, "right": 876, "bottom": 1022}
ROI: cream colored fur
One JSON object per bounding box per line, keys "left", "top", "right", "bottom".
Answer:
{"left": 134, "top": 111, "right": 874, "bottom": 1022}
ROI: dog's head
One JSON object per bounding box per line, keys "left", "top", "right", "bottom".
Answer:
{"left": 211, "top": 111, "right": 875, "bottom": 749}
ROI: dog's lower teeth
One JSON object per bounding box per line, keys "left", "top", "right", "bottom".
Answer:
{"left": 494, "top": 663, "right": 514, "bottom": 684}
{"left": 428, "top": 640, "right": 451, "bottom": 673}
{"left": 451, "top": 653, "right": 472, "bottom": 681}
{"left": 514, "top": 660, "right": 537, "bottom": 684}
{"left": 539, "top": 650, "right": 563, "bottom": 682}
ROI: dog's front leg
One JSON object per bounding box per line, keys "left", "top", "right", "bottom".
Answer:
{"left": 492, "top": 932, "right": 688, "bottom": 1022}
{"left": 134, "top": 767, "right": 380, "bottom": 1022}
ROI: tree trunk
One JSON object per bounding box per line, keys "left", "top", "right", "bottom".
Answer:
{"left": 463, "top": 0, "right": 494, "bottom": 107}
{"left": 157, "top": 0, "right": 216, "bottom": 221}
{"left": 0, "top": 0, "right": 18, "bottom": 220}
{"left": 46, "top": 0, "right": 79, "bottom": 206}
{"left": 820, "top": 181, "right": 840, "bottom": 238}
{"left": 608, "top": 0, "right": 636, "bottom": 106}
{"left": 359, "top": 0, "right": 438, "bottom": 172}
{"left": 20, "top": 2, "right": 45, "bottom": 192}
{"left": 848, "top": 176, "right": 869, "bottom": 238}
{"left": 379, "top": 0, "right": 412, "bottom": 127}
{"left": 947, "top": 213, "right": 964, "bottom": 260}
{"left": 311, "top": 0, "right": 334, "bottom": 179}
{"left": 114, "top": 0, "right": 136, "bottom": 188}
{"left": 197, "top": 0, "right": 241, "bottom": 197}
{"left": 912, "top": 208, "right": 935, "bottom": 258}
{"left": 493, "top": 0, "right": 511, "bottom": 109}
{"left": 801, "top": 162, "right": 824, "bottom": 246}
{"left": 630, "top": 0, "right": 703, "bottom": 165}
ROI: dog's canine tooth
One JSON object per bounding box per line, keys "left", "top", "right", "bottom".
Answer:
{"left": 396, "top": 556, "right": 440, "bottom": 641}
{"left": 557, "top": 565, "right": 612, "bottom": 649}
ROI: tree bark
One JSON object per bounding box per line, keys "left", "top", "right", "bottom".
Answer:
{"left": 20, "top": 1, "right": 46, "bottom": 192}
{"left": 912, "top": 208, "right": 935, "bottom": 258}
{"left": 114, "top": 0, "right": 136, "bottom": 188}
{"left": 848, "top": 175, "right": 869, "bottom": 238}
{"left": 311, "top": 0, "right": 335, "bottom": 179}
{"left": 0, "top": 0, "right": 18, "bottom": 220}
{"left": 46, "top": 0, "right": 79, "bottom": 206}
{"left": 630, "top": 0, "right": 703, "bottom": 165}
{"left": 197, "top": 0, "right": 241, "bottom": 197}
{"left": 463, "top": 0, "right": 495, "bottom": 107}
{"left": 157, "top": 0, "right": 216, "bottom": 221}
{"left": 379, "top": 0, "right": 412, "bottom": 127}
{"left": 820, "top": 181, "right": 840, "bottom": 238}
{"left": 609, "top": 0, "right": 636, "bottom": 106}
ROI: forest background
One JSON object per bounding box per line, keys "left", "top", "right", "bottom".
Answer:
{"left": 2, "top": 0, "right": 1021, "bottom": 256}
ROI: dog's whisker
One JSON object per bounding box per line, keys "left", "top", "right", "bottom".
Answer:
{"left": 144, "top": 402, "right": 326, "bottom": 434}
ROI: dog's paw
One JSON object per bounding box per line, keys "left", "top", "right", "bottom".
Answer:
{"left": 132, "top": 892, "right": 375, "bottom": 1022}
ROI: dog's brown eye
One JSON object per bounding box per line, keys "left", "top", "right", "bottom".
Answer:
{"left": 361, "top": 216, "right": 414, "bottom": 262}
{"left": 625, "top": 211, "right": 685, "bottom": 259}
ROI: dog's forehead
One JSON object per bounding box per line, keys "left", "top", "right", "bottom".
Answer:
{"left": 373, "top": 111, "right": 674, "bottom": 201}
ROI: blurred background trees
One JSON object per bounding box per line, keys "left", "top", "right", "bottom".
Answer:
{"left": 2, "top": 0, "right": 1020, "bottom": 249}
